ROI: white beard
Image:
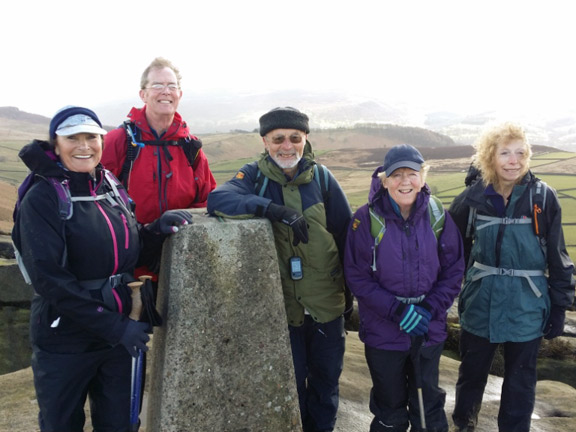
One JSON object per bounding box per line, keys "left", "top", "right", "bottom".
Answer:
{"left": 272, "top": 154, "right": 302, "bottom": 170}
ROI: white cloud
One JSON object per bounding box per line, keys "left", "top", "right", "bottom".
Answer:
{"left": 2, "top": 0, "right": 576, "bottom": 120}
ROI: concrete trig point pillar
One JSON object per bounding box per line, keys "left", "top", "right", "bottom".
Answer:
{"left": 147, "top": 214, "right": 302, "bottom": 432}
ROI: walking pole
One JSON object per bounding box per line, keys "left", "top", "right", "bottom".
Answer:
{"left": 410, "top": 336, "right": 427, "bottom": 431}
{"left": 128, "top": 280, "right": 144, "bottom": 432}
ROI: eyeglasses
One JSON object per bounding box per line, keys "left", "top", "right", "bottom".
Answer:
{"left": 145, "top": 83, "right": 180, "bottom": 92}
{"left": 267, "top": 134, "right": 305, "bottom": 145}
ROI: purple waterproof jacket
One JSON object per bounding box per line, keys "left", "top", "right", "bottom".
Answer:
{"left": 344, "top": 168, "right": 464, "bottom": 351}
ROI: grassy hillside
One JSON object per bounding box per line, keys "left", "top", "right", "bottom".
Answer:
{"left": 1, "top": 130, "right": 574, "bottom": 257}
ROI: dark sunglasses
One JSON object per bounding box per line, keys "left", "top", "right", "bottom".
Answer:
{"left": 268, "top": 134, "right": 305, "bottom": 145}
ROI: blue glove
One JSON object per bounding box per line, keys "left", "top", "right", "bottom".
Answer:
{"left": 147, "top": 210, "right": 193, "bottom": 234}
{"left": 544, "top": 305, "right": 566, "bottom": 340}
{"left": 398, "top": 304, "right": 432, "bottom": 336}
{"left": 119, "top": 320, "right": 150, "bottom": 358}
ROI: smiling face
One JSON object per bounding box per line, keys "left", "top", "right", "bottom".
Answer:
{"left": 494, "top": 139, "right": 529, "bottom": 186}
{"left": 139, "top": 66, "right": 182, "bottom": 118}
{"left": 263, "top": 128, "right": 306, "bottom": 177}
{"left": 54, "top": 133, "right": 103, "bottom": 175}
{"left": 382, "top": 167, "right": 425, "bottom": 217}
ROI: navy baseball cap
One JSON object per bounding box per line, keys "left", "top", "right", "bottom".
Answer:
{"left": 382, "top": 144, "right": 424, "bottom": 175}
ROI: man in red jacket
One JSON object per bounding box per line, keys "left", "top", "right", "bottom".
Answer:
{"left": 102, "top": 57, "right": 217, "bottom": 278}
{"left": 102, "top": 57, "right": 216, "bottom": 224}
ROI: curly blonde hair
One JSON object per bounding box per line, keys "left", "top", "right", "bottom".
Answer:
{"left": 472, "top": 122, "right": 531, "bottom": 186}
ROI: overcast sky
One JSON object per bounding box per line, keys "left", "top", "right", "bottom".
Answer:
{"left": 2, "top": 1, "right": 576, "bottom": 121}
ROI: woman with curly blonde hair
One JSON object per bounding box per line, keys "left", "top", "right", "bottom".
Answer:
{"left": 448, "top": 122, "right": 574, "bottom": 432}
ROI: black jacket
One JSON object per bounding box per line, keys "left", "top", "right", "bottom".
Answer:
{"left": 12, "top": 140, "right": 143, "bottom": 352}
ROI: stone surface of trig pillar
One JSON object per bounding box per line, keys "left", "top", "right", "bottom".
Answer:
{"left": 147, "top": 214, "right": 302, "bottom": 432}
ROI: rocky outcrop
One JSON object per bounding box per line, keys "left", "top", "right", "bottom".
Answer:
{"left": 2, "top": 331, "right": 576, "bottom": 431}
{"left": 148, "top": 216, "right": 301, "bottom": 431}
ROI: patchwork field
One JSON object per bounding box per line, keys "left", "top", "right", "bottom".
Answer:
{"left": 1, "top": 136, "right": 575, "bottom": 257}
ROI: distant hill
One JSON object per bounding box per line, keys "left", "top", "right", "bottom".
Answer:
{"left": 3, "top": 86, "right": 576, "bottom": 152}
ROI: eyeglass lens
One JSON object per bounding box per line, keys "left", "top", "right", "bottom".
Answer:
{"left": 270, "top": 134, "right": 304, "bottom": 145}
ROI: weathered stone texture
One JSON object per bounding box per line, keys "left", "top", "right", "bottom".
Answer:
{"left": 147, "top": 215, "right": 302, "bottom": 432}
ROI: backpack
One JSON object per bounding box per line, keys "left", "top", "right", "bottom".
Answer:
{"left": 120, "top": 121, "right": 203, "bottom": 187}
{"left": 13, "top": 170, "right": 132, "bottom": 283}
{"left": 464, "top": 176, "right": 548, "bottom": 243}
{"left": 368, "top": 195, "right": 446, "bottom": 272}
{"left": 254, "top": 163, "right": 330, "bottom": 206}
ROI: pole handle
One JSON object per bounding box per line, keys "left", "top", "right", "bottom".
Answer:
{"left": 128, "top": 281, "right": 143, "bottom": 321}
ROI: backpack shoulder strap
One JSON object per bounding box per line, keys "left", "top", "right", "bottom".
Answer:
{"left": 254, "top": 166, "right": 269, "bottom": 197}
{"left": 181, "top": 137, "right": 203, "bottom": 169}
{"left": 428, "top": 195, "right": 446, "bottom": 240}
{"left": 46, "top": 178, "right": 73, "bottom": 220}
{"left": 121, "top": 121, "right": 202, "bottom": 184}
{"left": 369, "top": 206, "right": 386, "bottom": 246}
{"left": 120, "top": 121, "right": 141, "bottom": 186}
{"left": 102, "top": 169, "right": 132, "bottom": 211}
{"left": 313, "top": 164, "right": 330, "bottom": 206}
{"left": 14, "top": 174, "right": 73, "bottom": 222}
{"left": 530, "top": 180, "right": 548, "bottom": 242}
{"left": 254, "top": 163, "right": 330, "bottom": 204}
{"left": 368, "top": 205, "right": 386, "bottom": 271}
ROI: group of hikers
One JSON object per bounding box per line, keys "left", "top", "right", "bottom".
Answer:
{"left": 12, "top": 56, "right": 575, "bottom": 432}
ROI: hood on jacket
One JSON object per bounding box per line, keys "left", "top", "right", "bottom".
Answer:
{"left": 19, "top": 140, "right": 68, "bottom": 180}
{"left": 368, "top": 165, "right": 385, "bottom": 203}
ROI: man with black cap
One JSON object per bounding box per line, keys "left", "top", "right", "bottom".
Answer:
{"left": 208, "top": 107, "right": 352, "bottom": 432}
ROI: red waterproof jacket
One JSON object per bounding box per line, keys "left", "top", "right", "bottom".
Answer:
{"left": 102, "top": 106, "right": 216, "bottom": 224}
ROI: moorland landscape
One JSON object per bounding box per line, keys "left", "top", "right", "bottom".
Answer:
{"left": 0, "top": 106, "right": 575, "bottom": 431}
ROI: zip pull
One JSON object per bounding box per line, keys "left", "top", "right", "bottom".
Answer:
{"left": 371, "top": 239, "right": 378, "bottom": 272}
{"left": 533, "top": 204, "right": 542, "bottom": 236}
{"left": 125, "top": 123, "right": 145, "bottom": 148}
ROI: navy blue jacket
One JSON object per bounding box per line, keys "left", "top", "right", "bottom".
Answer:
{"left": 12, "top": 140, "right": 143, "bottom": 352}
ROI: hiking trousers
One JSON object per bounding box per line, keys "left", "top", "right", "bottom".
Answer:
{"left": 32, "top": 344, "right": 132, "bottom": 432}
{"left": 452, "top": 330, "right": 541, "bottom": 432}
{"left": 289, "top": 315, "right": 346, "bottom": 432}
{"left": 364, "top": 342, "right": 448, "bottom": 432}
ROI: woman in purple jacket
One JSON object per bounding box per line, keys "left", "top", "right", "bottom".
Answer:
{"left": 344, "top": 144, "right": 465, "bottom": 432}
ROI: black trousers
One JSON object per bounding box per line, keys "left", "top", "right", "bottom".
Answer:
{"left": 289, "top": 315, "right": 346, "bottom": 432}
{"left": 452, "top": 330, "right": 541, "bottom": 432}
{"left": 365, "top": 341, "right": 448, "bottom": 432}
{"left": 32, "top": 344, "right": 132, "bottom": 432}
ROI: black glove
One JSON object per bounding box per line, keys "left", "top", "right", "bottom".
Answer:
{"left": 147, "top": 210, "right": 193, "bottom": 234}
{"left": 119, "top": 320, "right": 150, "bottom": 357}
{"left": 265, "top": 203, "right": 309, "bottom": 246}
{"left": 544, "top": 305, "right": 566, "bottom": 340}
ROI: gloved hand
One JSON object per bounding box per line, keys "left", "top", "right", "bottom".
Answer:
{"left": 119, "top": 320, "right": 150, "bottom": 358}
{"left": 544, "top": 305, "right": 566, "bottom": 340}
{"left": 147, "top": 210, "right": 193, "bottom": 234}
{"left": 397, "top": 304, "right": 432, "bottom": 336}
{"left": 265, "top": 203, "right": 309, "bottom": 246}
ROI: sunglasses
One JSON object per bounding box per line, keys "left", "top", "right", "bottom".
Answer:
{"left": 268, "top": 134, "right": 305, "bottom": 145}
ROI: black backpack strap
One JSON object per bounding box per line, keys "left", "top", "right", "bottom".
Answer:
{"left": 181, "top": 137, "right": 203, "bottom": 169}
{"left": 120, "top": 121, "right": 141, "bottom": 186}
{"left": 121, "top": 121, "right": 202, "bottom": 186}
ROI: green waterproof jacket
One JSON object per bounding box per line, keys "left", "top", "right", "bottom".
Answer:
{"left": 207, "top": 142, "right": 353, "bottom": 326}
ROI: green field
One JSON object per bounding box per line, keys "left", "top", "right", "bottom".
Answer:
{"left": 1, "top": 140, "right": 575, "bottom": 261}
